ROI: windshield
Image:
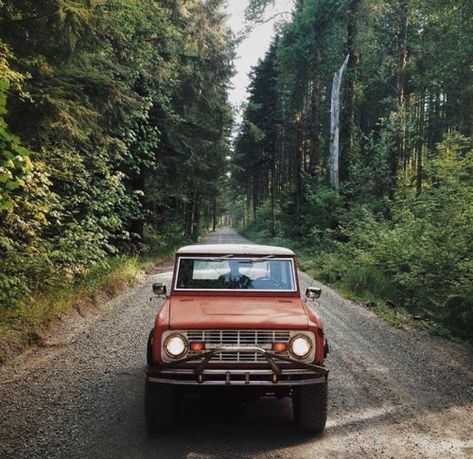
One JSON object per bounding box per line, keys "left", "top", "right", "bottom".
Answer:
{"left": 175, "top": 257, "right": 296, "bottom": 291}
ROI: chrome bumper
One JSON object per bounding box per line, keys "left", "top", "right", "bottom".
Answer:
{"left": 146, "top": 346, "right": 328, "bottom": 386}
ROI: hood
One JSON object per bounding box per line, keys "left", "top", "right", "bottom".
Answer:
{"left": 169, "top": 295, "right": 309, "bottom": 329}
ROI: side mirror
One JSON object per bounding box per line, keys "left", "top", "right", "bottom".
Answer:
{"left": 305, "top": 287, "right": 321, "bottom": 300}
{"left": 152, "top": 283, "right": 167, "bottom": 297}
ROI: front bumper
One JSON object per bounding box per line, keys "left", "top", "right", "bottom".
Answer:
{"left": 146, "top": 346, "right": 328, "bottom": 386}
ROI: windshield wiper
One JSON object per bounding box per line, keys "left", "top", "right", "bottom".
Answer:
{"left": 199, "top": 254, "right": 235, "bottom": 262}
{"left": 196, "top": 255, "right": 276, "bottom": 263}
{"left": 239, "top": 255, "right": 275, "bottom": 262}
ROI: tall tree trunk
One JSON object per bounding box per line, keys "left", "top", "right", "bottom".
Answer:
{"left": 252, "top": 175, "right": 258, "bottom": 222}
{"left": 192, "top": 193, "right": 201, "bottom": 237}
{"left": 341, "top": 0, "right": 360, "bottom": 182}
{"left": 330, "top": 54, "right": 350, "bottom": 191}
{"left": 280, "top": 96, "right": 289, "bottom": 190}
{"left": 309, "top": 50, "right": 321, "bottom": 177}
{"left": 294, "top": 118, "right": 304, "bottom": 217}
{"left": 270, "top": 163, "right": 276, "bottom": 237}
{"left": 416, "top": 91, "right": 425, "bottom": 194}
{"left": 390, "top": 0, "right": 409, "bottom": 197}
{"left": 427, "top": 91, "right": 438, "bottom": 151}
{"left": 185, "top": 191, "right": 194, "bottom": 236}
{"left": 246, "top": 187, "right": 252, "bottom": 223}
{"left": 212, "top": 196, "right": 217, "bottom": 231}
{"left": 251, "top": 151, "right": 258, "bottom": 221}
{"left": 275, "top": 124, "right": 282, "bottom": 198}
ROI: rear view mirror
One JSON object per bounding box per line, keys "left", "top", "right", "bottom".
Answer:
{"left": 152, "top": 283, "right": 167, "bottom": 297}
{"left": 306, "top": 287, "right": 321, "bottom": 300}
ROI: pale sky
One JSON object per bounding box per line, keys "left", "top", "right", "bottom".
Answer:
{"left": 225, "top": 0, "right": 293, "bottom": 123}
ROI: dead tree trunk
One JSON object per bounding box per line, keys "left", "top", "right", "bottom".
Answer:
{"left": 330, "top": 54, "right": 350, "bottom": 191}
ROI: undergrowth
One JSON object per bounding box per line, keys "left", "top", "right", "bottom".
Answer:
{"left": 240, "top": 222, "right": 471, "bottom": 344}
{"left": 0, "top": 228, "right": 189, "bottom": 364}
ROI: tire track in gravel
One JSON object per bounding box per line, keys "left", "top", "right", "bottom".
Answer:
{"left": 0, "top": 228, "right": 472, "bottom": 458}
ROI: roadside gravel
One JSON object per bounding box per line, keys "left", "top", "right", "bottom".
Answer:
{"left": 0, "top": 228, "right": 472, "bottom": 458}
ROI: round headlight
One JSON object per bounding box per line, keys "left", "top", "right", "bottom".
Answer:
{"left": 290, "top": 335, "right": 312, "bottom": 359}
{"left": 164, "top": 334, "right": 188, "bottom": 359}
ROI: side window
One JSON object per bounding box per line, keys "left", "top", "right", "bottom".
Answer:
{"left": 177, "top": 259, "right": 193, "bottom": 288}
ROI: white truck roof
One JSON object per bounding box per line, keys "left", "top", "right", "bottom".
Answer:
{"left": 176, "top": 244, "right": 295, "bottom": 256}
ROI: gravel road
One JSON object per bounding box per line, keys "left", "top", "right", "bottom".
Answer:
{"left": 1, "top": 228, "right": 472, "bottom": 458}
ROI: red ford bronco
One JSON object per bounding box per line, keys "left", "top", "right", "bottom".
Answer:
{"left": 145, "top": 244, "right": 329, "bottom": 433}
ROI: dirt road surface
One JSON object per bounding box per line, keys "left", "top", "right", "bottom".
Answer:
{"left": 1, "top": 228, "right": 472, "bottom": 458}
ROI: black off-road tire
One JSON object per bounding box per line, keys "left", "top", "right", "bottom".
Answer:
{"left": 292, "top": 380, "right": 328, "bottom": 433}
{"left": 144, "top": 380, "right": 177, "bottom": 433}
{"left": 146, "top": 329, "right": 154, "bottom": 366}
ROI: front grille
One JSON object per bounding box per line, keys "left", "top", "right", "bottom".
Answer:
{"left": 185, "top": 330, "right": 291, "bottom": 363}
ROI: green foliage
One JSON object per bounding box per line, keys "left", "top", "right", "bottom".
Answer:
{"left": 314, "top": 134, "right": 472, "bottom": 338}
{"left": 235, "top": 0, "right": 473, "bottom": 340}
{"left": 0, "top": 72, "right": 54, "bottom": 309}
{"left": 0, "top": 254, "right": 141, "bottom": 363}
{"left": 245, "top": 0, "right": 277, "bottom": 22}
{"left": 0, "top": 0, "right": 233, "bottom": 321}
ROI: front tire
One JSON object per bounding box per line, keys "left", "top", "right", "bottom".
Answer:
{"left": 145, "top": 380, "right": 177, "bottom": 433}
{"left": 292, "top": 380, "right": 328, "bottom": 433}
{"left": 146, "top": 329, "right": 154, "bottom": 366}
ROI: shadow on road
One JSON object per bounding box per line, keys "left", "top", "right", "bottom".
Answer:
{"left": 87, "top": 368, "right": 320, "bottom": 458}
{"left": 149, "top": 395, "right": 317, "bottom": 454}
{"left": 88, "top": 357, "right": 470, "bottom": 459}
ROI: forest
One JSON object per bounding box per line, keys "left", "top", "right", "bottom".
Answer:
{"left": 0, "top": 0, "right": 472, "bottom": 351}
{"left": 0, "top": 0, "right": 233, "bottom": 352}
{"left": 232, "top": 0, "right": 473, "bottom": 339}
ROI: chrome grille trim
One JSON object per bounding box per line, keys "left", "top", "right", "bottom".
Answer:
{"left": 188, "top": 329, "right": 290, "bottom": 363}
{"left": 186, "top": 330, "right": 291, "bottom": 345}
{"left": 164, "top": 330, "right": 312, "bottom": 363}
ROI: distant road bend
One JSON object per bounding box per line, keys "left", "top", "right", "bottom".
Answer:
{"left": 0, "top": 228, "right": 472, "bottom": 458}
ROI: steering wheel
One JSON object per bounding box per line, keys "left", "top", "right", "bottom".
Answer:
{"left": 253, "top": 276, "right": 283, "bottom": 289}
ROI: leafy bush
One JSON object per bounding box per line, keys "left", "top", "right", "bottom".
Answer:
{"left": 332, "top": 134, "right": 473, "bottom": 338}
{"left": 243, "top": 134, "right": 473, "bottom": 340}
{"left": 0, "top": 76, "right": 54, "bottom": 309}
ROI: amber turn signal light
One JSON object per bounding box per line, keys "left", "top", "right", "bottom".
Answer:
{"left": 272, "top": 342, "right": 288, "bottom": 352}
{"left": 190, "top": 342, "right": 205, "bottom": 351}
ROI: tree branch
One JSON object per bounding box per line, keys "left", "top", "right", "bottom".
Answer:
{"left": 0, "top": 10, "right": 60, "bottom": 25}
{"left": 253, "top": 11, "right": 291, "bottom": 25}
